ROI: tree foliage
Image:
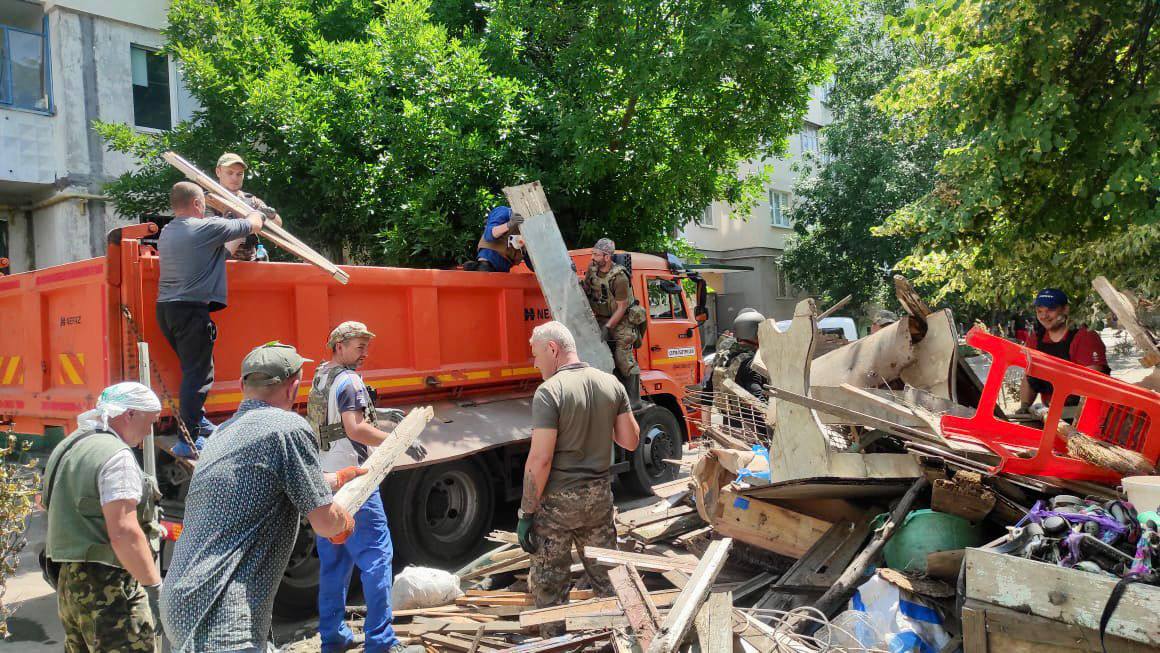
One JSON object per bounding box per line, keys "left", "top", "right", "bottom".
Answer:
{"left": 782, "top": 0, "right": 943, "bottom": 309}
{"left": 878, "top": 0, "right": 1159, "bottom": 308}
{"left": 0, "top": 438, "right": 38, "bottom": 639}
{"left": 97, "top": 0, "right": 850, "bottom": 266}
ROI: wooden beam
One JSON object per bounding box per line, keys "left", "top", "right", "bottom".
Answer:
{"left": 334, "top": 406, "right": 434, "bottom": 513}
{"left": 609, "top": 565, "right": 660, "bottom": 650}
{"left": 713, "top": 489, "right": 831, "bottom": 559}
{"left": 496, "top": 631, "right": 614, "bottom": 652}
{"left": 692, "top": 590, "right": 733, "bottom": 653}
{"left": 646, "top": 538, "right": 733, "bottom": 653}
{"left": 585, "top": 547, "right": 700, "bottom": 574}
{"left": 1093, "top": 276, "right": 1160, "bottom": 368}
{"left": 519, "top": 590, "right": 681, "bottom": 628}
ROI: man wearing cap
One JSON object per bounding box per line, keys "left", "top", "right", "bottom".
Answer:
{"left": 206, "top": 152, "right": 283, "bottom": 262}
{"left": 870, "top": 309, "right": 898, "bottom": 334}
{"left": 306, "top": 322, "right": 423, "bottom": 653}
{"left": 43, "top": 382, "right": 164, "bottom": 653}
{"left": 1019, "top": 288, "right": 1110, "bottom": 411}
{"left": 582, "top": 237, "right": 642, "bottom": 408}
{"left": 464, "top": 205, "right": 525, "bottom": 272}
{"left": 156, "top": 181, "right": 267, "bottom": 453}
{"left": 161, "top": 343, "right": 362, "bottom": 653}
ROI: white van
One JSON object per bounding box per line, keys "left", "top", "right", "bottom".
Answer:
{"left": 775, "top": 316, "right": 860, "bottom": 341}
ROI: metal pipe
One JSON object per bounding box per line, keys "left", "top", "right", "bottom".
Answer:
{"left": 23, "top": 192, "right": 108, "bottom": 211}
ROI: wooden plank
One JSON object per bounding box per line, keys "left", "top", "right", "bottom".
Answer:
{"left": 965, "top": 548, "right": 1160, "bottom": 645}
{"left": 713, "top": 489, "right": 831, "bottom": 558}
{"left": 692, "top": 591, "right": 733, "bottom": 653}
{"left": 565, "top": 615, "right": 632, "bottom": 631}
{"left": 972, "top": 599, "right": 1160, "bottom": 653}
{"left": 609, "top": 565, "right": 659, "bottom": 650}
{"left": 519, "top": 589, "right": 682, "bottom": 627}
{"left": 497, "top": 631, "right": 613, "bottom": 652}
{"left": 1093, "top": 276, "right": 1160, "bottom": 368}
{"left": 455, "top": 589, "right": 593, "bottom": 606}
{"left": 961, "top": 603, "right": 987, "bottom": 653}
{"left": 647, "top": 538, "right": 733, "bottom": 653}
{"left": 334, "top": 406, "right": 434, "bottom": 513}
{"left": 393, "top": 620, "right": 523, "bottom": 636}
{"left": 584, "top": 546, "right": 700, "bottom": 574}
{"left": 630, "top": 511, "right": 706, "bottom": 544}
{"left": 926, "top": 549, "right": 965, "bottom": 581}
{"left": 421, "top": 632, "right": 502, "bottom": 653}
{"left": 616, "top": 502, "right": 695, "bottom": 529}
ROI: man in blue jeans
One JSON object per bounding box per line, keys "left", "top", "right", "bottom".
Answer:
{"left": 307, "top": 322, "right": 424, "bottom": 653}
{"left": 156, "top": 181, "right": 265, "bottom": 454}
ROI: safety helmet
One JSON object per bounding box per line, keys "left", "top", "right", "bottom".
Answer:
{"left": 733, "top": 308, "right": 766, "bottom": 343}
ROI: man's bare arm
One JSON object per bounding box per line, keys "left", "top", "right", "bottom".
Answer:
{"left": 521, "top": 428, "right": 557, "bottom": 514}
{"left": 608, "top": 298, "right": 629, "bottom": 328}
{"left": 341, "top": 410, "right": 390, "bottom": 447}
{"left": 307, "top": 503, "right": 353, "bottom": 538}
{"left": 103, "top": 500, "right": 161, "bottom": 586}
{"left": 613, "top": 412, "right": 640, "bottom": 451}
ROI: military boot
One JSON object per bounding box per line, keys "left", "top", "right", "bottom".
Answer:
{"left": 626, "top": 373, "right": 643, "bottom": 411}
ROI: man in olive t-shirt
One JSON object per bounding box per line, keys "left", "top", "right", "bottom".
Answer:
{"left": 516, "top": 321, "right": 640, "bottom": 637}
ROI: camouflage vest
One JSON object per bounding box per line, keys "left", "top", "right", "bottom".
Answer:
{"left": 307, "top": 364, "right": 379, "bottom": 452}
{"left": 584, "top": 263, "right": 633, "bottom": 319}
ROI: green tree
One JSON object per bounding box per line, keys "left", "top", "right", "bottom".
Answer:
{"left": 878, "top": 0, "right": 1159, "bottom": 309}
{"left": 0, "top": 437, "right": 38, "bottom": 638}
{"left": 782, "top": 0, "right": 944, "bottom": 309}
{"left": 98, "top": 0, "right": 851, "bottom": 266}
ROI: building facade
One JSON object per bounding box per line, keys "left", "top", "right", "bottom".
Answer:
{"left": 682, "top": 88, "right": 831, "bottom": 342}
{"left": 0, "top": 0, "right": 195, "bottom": 273}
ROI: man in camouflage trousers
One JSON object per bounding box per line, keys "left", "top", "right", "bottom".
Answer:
{"left": 517, "top": 321, "right": 640, "bottom": 637}
{"left": 582, "top": 238, "right": 644, "bottom": 408}
{"left": 43, "top": 382, "right": 165, "bottom": 652}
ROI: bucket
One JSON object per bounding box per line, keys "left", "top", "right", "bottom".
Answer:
{"left": 1123, "top": 476, "right": 1160, "bottom": 512}
{"left": 876, "top": 509, "right": 982, "bottom": 573}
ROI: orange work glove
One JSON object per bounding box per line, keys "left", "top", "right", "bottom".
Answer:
{"left": 328, "top": 507, "right": 356, "bottom": 545}
{"left": 333, "top": 466, "right": 367, "bottom": 489}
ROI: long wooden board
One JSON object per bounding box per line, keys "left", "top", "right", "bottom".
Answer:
{"left": 519, "top": 590, "right": 682, "bottom": 627}
{"left": 334, "top": 406, "right": 434, "bottom": 513}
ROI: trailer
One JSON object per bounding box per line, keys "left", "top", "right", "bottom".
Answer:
{"left": 2, "top": 223, "right": 706, "bottom": 614}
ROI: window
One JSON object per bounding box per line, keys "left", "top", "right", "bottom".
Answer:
{"left": 647, "top": 278, "right": 688, "bottom": 320}
{"left": 0, "top": 9, "right": 51, "bottom": 112}
{"left": 800, "top": 123, "right": 820, "bottom": 155}
{"left": 131, "top": 45, "right": 171, "bottom": 130}
{"left": 773, "top": 263, "right": 792, "bottom": 299}
{"left": 696, "top": 205, "right": 715, "bottom": 228}
{"left": 769, "top": 190, "right": 791, "bottom": 228}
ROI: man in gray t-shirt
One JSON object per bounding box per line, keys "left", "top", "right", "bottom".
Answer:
{"left": 156, "top": 181, "right": 265, "bottom": 450}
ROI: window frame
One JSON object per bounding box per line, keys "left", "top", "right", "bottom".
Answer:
{"left": 0, "top": 15, "right": 53, "bottom": 115}
{"left": 130, "top": 43, "right": 174, "bottom": 132}
{"left": 645, "top": 277, "right": 689, "bottom": 321}
{"left": 696, "top": 204, "right": 716, "bottom": 229}
{"left": 769, "top": 189, "right": 791, "bottom": 228}
{"left": 799, "top": 122, "right": 820, "bottom": 155}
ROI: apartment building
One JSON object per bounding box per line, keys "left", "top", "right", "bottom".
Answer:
{"left": 683, "top": 88, "right": 832, "bottom": 341}
{"left": 0, "top": 0, "right": 195, "bottom": 273}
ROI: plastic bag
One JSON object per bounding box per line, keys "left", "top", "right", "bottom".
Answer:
{"left": 391, "top": 566, "right": 464, "bottom": 611}
{"left": 845, "top": 575, "right": 951, "bottom": 652}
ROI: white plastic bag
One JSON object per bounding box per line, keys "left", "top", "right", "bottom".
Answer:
{"left": 391, "top": 566, "right": 464, "bottom": 611}
{"left": 841, "top": 574, "right": 951, "bottom": 653}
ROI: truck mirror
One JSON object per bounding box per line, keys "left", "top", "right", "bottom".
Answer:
{"left": 695, "top": 306, "right": 709, "bottom": 324}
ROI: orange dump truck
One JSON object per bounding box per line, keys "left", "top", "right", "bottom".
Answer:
{"left": 2, "top": 223, "right": 706, "bottom": 614}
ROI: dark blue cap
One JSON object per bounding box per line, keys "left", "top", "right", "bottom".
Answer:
{"left": 1033, "top": 288, "right": 1068, "bottom": 308}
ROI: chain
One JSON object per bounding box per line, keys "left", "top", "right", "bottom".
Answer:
{"left": 120, "top": 304, "right": 200, "bottom": 460}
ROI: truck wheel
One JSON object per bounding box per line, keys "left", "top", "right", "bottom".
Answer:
{"left": 272, "top": 519, "right": 321, "bottom": 619}
{"left": 385, "top": 459, "right": 494, "bottom": 568}
{"left": 621, "top": 406, "right": 681, "bottom": 495}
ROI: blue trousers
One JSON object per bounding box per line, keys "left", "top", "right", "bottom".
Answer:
{"left": 316, "top": 490, "right": 398, "bottom": 653}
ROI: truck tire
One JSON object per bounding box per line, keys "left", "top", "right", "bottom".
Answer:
{"left": 272, "top": 519, "right": 321, "bottom": 619}
{"left": 621, "top": 406, "right": 681, "bottom": 495}
{"left": 384, "top": 459, "right": 494, "bottom": 568}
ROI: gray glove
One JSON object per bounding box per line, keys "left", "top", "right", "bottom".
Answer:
{"left": 406, "top": 441, "right": 428, "bottom": 461}
{"left": 144, "top": 581, "right": 163, "bottom": 629}
{"left": 600, "top": 325, "right": 611, "bottom": 341}
{"left": 508, "top": 212, "right": 525, "bottom": 228}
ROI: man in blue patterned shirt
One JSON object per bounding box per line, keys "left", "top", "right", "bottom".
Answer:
{"left": 160, "top": 343, "right": 361, "bottom": 653}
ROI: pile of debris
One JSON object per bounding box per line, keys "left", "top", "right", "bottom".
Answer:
{"left": 306, "top": 276, "right": 1160, "bottom": 652}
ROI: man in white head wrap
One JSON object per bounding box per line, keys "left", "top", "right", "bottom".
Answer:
{"left": 42, "top": 382, "right": 165, "bottom": 651}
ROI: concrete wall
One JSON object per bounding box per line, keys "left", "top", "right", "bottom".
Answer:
{"left": 0, "top": 0, "right": 199, "bottom": 273}
{"left": 683, "top": 87, "right": 832, "bottom": 328}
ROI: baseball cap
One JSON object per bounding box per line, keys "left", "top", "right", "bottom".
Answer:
{"left": 241, "top": 342, "right": 311, "bottom": 386}
{"left": 872, "top": 309, "right": 898, "bottom": 326}
{"left": 1033, "top": 288, "right": 1069, "bottom": 309}
{"left": 216, "top": 152, "right": 247, "bottom": 169}
{"left": 327, "top": 321, "right": 377, "bottom": 349}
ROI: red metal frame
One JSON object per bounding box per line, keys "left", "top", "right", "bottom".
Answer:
{"left": 941, "top": 328, "right": 1160, "bottom": 483}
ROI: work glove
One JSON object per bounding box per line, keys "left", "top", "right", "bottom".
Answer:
{"left": 406, "top": 441, "right": 428, "bottom": 461}
{"left": 328, "top": 507, "right": 356, "bottom": 545}
{"left": 508, "top": 212, "right": 525, "bottom": 231}
{"left": 333, "top": 466, "right": 367, "bottom": 490}
{"left": 600, "top": 325, "right": 611, "bottom": 342}
{"left": 517, "top": 513, "right": 538, "bottom": 554}
{"left": 143, "top": 581, "right": 163, "bottom": 630}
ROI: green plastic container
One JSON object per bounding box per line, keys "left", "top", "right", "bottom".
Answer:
{"left": 876, "top": 509, "right": 982, "bottom": 573}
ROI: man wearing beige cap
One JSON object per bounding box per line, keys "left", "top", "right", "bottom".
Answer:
{"left": 161, "top": 342, "right": 362, "bottom": 653}
{"left": 208, "top": 152, "right": 283, "bottom": 261}
{"left": 307, "top": 322, "right": 423, "bottom": 653}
